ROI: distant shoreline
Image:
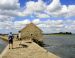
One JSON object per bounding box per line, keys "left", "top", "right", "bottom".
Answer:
{"left": 43, "top": 34, "right": 73, "bottom": 35}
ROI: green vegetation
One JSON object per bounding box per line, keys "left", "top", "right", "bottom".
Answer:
{"left": 0, "top": 35, "right": 8, "bottom": 41}
{"left": 44, "top": 32, "right": 72, "bottom": 36}
{"left": 0, "top": 37, "right": 8, "bottom": 41}
{"left": 57, "top": 32, "right": 72, "bottom": 34}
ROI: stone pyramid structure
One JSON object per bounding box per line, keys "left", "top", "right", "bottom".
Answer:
{"left": 20, "top": 23, "right": 43, "bottom": 41}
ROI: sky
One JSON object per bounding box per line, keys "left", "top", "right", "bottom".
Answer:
{"left": 0, "top": 0, "right": 75, "bottom": 34}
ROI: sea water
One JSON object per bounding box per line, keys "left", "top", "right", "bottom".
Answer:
{"left": 43, "top": 35, "right": 75, "bottom": 58}
{"left": 0, "top": 38, "right": 8, "bottom": 54}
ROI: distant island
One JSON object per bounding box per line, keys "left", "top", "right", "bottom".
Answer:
{"left": 52, "top": 32, "right": 72, "bottom": 35}
{"left": 43, "top": 32, "right": 72, "bottom": 35}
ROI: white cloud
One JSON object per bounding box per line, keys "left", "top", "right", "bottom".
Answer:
{"left": 0, "top": 0, "right": 75, "bottom": 33}
{"left": 14, "top": 19, "right": 30, "bottom": 29}
{"left": 37, "top": 24, "right": 50, "bottom": 28}
{"left": 21, "top": 0, "right": 46, "bottom": 17}
{"left": 46, "top": 1, "right": 75, "bottom": 17}
{"left": 0, "top": 18, "right": 74, "bottom": 33}
{"left": 21, "top": 0, "right": 75, "bottom": 18}
{"left": 51, "top": 20, "right": 63, "bottom": 25}
{"left": 32, "top": 19, "right": 75, "bottom": 33}
{"left": 68, "top": 5, "right": 75, "bottom": 11}
{"left": 33, "top": 19, "right": 64, "bottom": 28}
{"left": 0, "top": 0, "right": 20, "bottom": 10}
{"left": 0, "top": 15, "right": 14, "bottom": 21}
{"left": 0, "top": 0, "right": 21, "bottom": 22}
{"left": 32, "top": 19, "right": 41, "bottom": 24}
{"left": 67, "top": 5, "right": 75, "bottom": 17}
{"left": 35, "top": 13, "right": 50, "bottom": 18}
{"left": 0, "top": 0, "right": 22, "bottom": 31}
{"left": 0, "top": 10, "right": 20, "bottom": 17}
{"left": 46, "top": 0, "right": 61, "bottom": 12}
{"left": 0, "top": 20, "right": 14, "bottom": 29}
{"left": 26, "top": 0, "right": 45, "bottom": 12}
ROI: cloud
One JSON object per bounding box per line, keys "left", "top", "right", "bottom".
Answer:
{"left": 46, "top": 0, "right": 61, "bottom": 12}
{"left": 22, "top": 0, "right": 62, "bottom": 17}
{"left": 0, "top": 0, "right": 21, "bottom": 21}
{"left": 0, "top": 0, "right": 75, "bottom": 33}
{"left": 0, "top": 18, "right": 75, "bottom": 33}
{"left": 0, "top": 10, "right": 20, "bottom": 17}
{"left": 0, "top": 19, "right": 30, "bottom": 31}
{"left": 37, "top": 24, "right": 50, "bottom": 28}
{"left": 45, "top": 1, "right": 75, "bottom": 17}
{"left": 32, "top": 19, "right": 41, "bottom": 24}
{"left": 0, "top": 15, "right": 15, "bottom": 30}
{"left": 67, "top": 5, "right": 75, "bottom": 17}
{"left": 20, "top": 0, "right": 75, "bottom": 18}
{"left": 4, "top": 0, "right": 73, "bottom": 19}
{"left": 0, "top": 0, "right": 22, "bottom": 30}
{"left": 33, "top": 19, "right": 75, "bottom": 33}
{"left": 14, "top": 19, "right": 30, "bottom": 29}
{"left": 0, "top": 15, "right": 15, "bottom": 22}
{"left": 0, "top": 20, "right": 14, "bottom": 29}
{"left": 45, "top": 0, "right": 68, "bottom": 17}
{"left": 21, "top": 0, "right": 46, "bottom": 17}
{"left": 0, "top": 0, "right": 20, "bottom": 10}
{"left": 34, "top": 12, "right": 50, "bottom": 18}
{"left": 26, "top": 0, "right": 45, "bottom": 12}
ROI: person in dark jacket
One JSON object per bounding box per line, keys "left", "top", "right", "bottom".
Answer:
{"left": 8, "top": 32, "right": 14, "bottom": 49}
{"left": 16, "top": 34, "right": 19, "bottom": 40}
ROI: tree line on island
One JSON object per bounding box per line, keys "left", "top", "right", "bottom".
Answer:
{"left": 43, "top": 32, "right": 72, "bottom": 35}
{"left": 54, "top": 32, "right": 72, "bottom": 35}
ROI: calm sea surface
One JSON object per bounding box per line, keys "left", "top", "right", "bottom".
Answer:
{"left": 0, "top": 38, "right": 8, "bottom": 54}
{"left": 43, "top": 35, "right": 75, "bottom": 58}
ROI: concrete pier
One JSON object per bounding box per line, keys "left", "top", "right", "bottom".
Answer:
{"left": 2, "top": 40, "right": 60, "bottom": 58}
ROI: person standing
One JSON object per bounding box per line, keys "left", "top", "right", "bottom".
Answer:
{"left": 18, "top": 31, "right": 21, "bottom": 40}
{"left": 8, "top": 32, "right": 14, "bottom": 49}
{"left": 16, "top": 34, "right": 19, "bottom": 40}
{"left": 18, "top": 31, "right": 22, "bottom": 46}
